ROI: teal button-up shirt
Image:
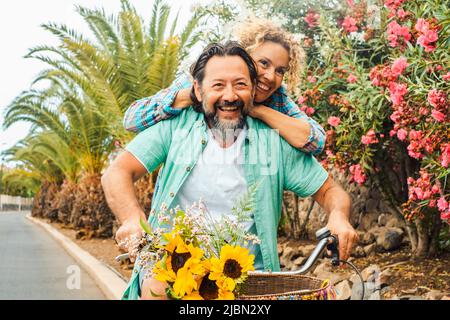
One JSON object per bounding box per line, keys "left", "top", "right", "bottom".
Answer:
{"left": 122, "top": 108, "right": 328, "bottom": 300}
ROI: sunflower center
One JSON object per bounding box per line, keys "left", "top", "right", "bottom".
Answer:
{"left": 199, "top": 273, "right": 219, "bottom": 300}
{"left": 171, "top": 251, "right": 191, "bottom": 273}
{"left": 223, "top": 259, "right": 242, "bottom": 279}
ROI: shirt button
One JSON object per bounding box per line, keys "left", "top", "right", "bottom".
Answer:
{"left": 186, "top": 166, "right": 191, "bottom": 172}
{"left": 201, "top": 139, "right": 206, "bottom": 145}
{"left": 169, "top": 192, "right": 175, "bottom": 197}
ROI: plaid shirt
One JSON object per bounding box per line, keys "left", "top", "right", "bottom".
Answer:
{"left": 123, "top": 73, "right": 326, "bottom": 155}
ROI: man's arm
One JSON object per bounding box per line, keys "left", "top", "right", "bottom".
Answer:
{"left": 101, "top": 151, "right": 150, "bottom": 261}
{"left": 282, "top": 142, "right": 357, "bottom": 261}
{"left": 312, "top": 177, "right": 358, "bottom": 261}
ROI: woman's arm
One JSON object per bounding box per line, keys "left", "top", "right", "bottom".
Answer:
{"left": 252, "top": 88, "right": 326, "bottom": 155}
{"left": 123, "top": 74, "right": 193, "bottom": 133}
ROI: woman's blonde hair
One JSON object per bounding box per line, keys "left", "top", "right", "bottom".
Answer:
{"left": 233, "top": 18, "right": 306, "bottom": 93}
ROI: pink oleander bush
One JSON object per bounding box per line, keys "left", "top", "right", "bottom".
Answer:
{"left": 297, "top": 0, "right": 449, "bottom": 257}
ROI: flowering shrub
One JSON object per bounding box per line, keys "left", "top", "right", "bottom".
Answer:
{"left": 136, "top": 185, "right": 260, "bottom": 300}
{"left": 296, "top": 0, "right": 449, "bottom": 257}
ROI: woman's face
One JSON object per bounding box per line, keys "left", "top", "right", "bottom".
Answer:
{"left": 250, "top": 41, "right": 290, "bottom": 103}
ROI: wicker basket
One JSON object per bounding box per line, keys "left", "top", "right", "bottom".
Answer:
{"left": 237, "top": 274, "right": 336, "bottom": 300}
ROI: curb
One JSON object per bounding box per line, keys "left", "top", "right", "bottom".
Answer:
{"left": 26, "top": 214, "right": 127, "bottom": 300}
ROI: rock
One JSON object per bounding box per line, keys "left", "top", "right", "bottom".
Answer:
{"left": 365, "top": 199, "right": 379, "bottom": 213}
{"left": 300, "top": 244, "right": 316, "bottom": 257}
{"left": 335, "top": 280, "right": 352, "bottom": 300}
{"left": 352, "top": 246, "right": 366, "bottom": 258}
{"left": 368, "top": 291, "right": 381, "bottom": 300}
{"left": 359, "top": 232, "right": 376, "bottom": 245}
{"left": 376, "top": 227, "right": 404, "bottom": 251}
{"left": 424, "top": 290, "right": 446, "bottom": 300}
{"left": 441, "top": 295, "right": 450, "bottom": 300}
{"left": 293, "top": 256, "right": 307, "bottom": 267}
{"left": 379, "top": 269, "right": 394, "bottom": 286}
{"left": 385, "top": 217, "right": 405, "bottom": 229}
{"left": 377, "top": 213, "right": 388, "bottom": 226}
{"left": 360, "top": 212, "right": 378, "bottom": 231}
{"left": 351, "top": 282, "right": 377, "bottom": 300}
{"left": 313, "top": 261, "right": 350, "bottom": 285}
{"left": 361, "top": 265, "right": 381, "bottom": 282}
{"left": 277, "top": 243, "right": 284, "bottom": 256}
{"left": 363, "top": 243, "right": 377, "bottom": 256}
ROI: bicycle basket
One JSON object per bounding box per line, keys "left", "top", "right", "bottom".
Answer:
{"left": 237, "top": 274, "right": 336, "bottom": 300}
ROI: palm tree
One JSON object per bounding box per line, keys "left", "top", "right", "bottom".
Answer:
{"left": 3, "top": 0, "right": 201, "bottom": 236}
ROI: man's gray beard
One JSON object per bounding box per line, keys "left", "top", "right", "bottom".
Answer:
{"left": 204, "top": 105, "right": 246, "bottom": 144}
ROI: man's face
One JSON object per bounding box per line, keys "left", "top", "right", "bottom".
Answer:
{"left": 193, "top": 56, "right": 255, "bottom": 130}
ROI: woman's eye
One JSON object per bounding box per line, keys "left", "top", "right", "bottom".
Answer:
{"left": 259, "top": 60, "right": 269, "bottom": 67}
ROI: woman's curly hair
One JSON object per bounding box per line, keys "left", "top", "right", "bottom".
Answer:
{"left": 233, "top": 18, "right": 306, "bottom": 94}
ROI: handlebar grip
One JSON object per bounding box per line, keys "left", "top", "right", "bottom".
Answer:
{"left": 326, "top": 235, "right": 340, "bottom": 266}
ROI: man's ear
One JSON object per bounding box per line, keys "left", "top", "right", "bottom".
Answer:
{"left": 193, "top": 80, "right": 203, "bottom": 103}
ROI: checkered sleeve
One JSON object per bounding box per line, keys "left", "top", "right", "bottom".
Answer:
{"left": 123, "top": 73, "right": 193, "bottom": 132}
{"left": 268, "top": 86, "right": 326, "bottom": 155}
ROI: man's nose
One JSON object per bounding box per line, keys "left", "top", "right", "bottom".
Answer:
{"left": 222, "top": 84, "right": 238, "bottom": 102}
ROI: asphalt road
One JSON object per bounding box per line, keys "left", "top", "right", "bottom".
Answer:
{"left": 0, "top": 211, "right": 106, "bottom": 300}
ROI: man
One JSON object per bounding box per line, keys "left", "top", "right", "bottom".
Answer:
{"left": 101, "top": 42, "right": 358, "bottom": 300}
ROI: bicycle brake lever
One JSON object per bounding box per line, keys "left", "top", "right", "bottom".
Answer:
{"left": 326, "top": 235, "right": 340, "bottom": 266}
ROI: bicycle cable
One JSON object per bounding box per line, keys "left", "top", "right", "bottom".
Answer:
{"left": 335, "top": 259, "right": 365, "bottom": 300}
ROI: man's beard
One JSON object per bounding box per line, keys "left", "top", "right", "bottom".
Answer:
{"left": 203, "top": 100, "right": 248, "bottom": 144}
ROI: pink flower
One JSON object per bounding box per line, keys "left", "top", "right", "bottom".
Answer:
{"left": 304, "top": 12, "right": 320, "bottom": 28}
{"left": 415, "top": 19, "right": 439, "bottom": 52}
{"left": 391, "top": 57, "right": 409, "bottom": 77}
{"left": 409, "top": 130, "right": 423, "bottom": 140}
{"left": 427, "top": 89, "right": 447, "bottom": 108}
{"left": 397, "top": 128, "right": 408, "bottom": 141}
{"left": 440, "top": 143, "right": 450, "bottom": 168}
{"left": 308, "top": 76, "right": 317, "bottom": 83}
{"left": 443, "top": 72, "right": 450, "bottom": 81}
{"left": 417, "top": 30, "right": 439, "bottom": 52}
{"left": 297, "top": 95, "right": 307, "bottom": 104}
{"left": 415, "top": 18, "right": 429, "bottom": 33}
{"left": 438, "top": 197, "right": 449, "bottom": 212}
{"left": 387, "top": 21, "right": 411, "bottom": 48}
{"left": 347, "top": 0, "right": 355, "bottom": 7}
{"left": 361, "top": 129, "right": 379, "bottom": 145}
{"left": 385, "top": 0, "right": 406, "bottom": 11}
{"left": 328, "top": 116, "right": 341, "bottom": 127}
{"left": 342, "top": 16, "right": 358, "bottom": 33}
{"left": 349, "top": 164, "right": 366, "bottom": 185}
{"left": 441, "top": 210, "right": 450, "bottom": 221}
{"left": 301, "top": 105, "right": 316, "bottom": 116}
{"left": 431, "top": 109, "right": 445, "bottom": 122}
{"left": 347, "top": 74, "right": 357, "bottom": 83}
{"left": 388, "top": 82, "right": 408, "bottom": 106}
{"left": 396, "top": 9, "right": 409, "bottom": 19}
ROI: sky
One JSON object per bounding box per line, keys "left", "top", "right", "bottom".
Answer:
{"left": 0, "top": 0, "right": 199, "bottom": 157}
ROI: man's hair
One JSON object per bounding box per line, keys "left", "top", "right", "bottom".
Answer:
{"left": 189, "top": 41, "right": 258, "bottom": 112}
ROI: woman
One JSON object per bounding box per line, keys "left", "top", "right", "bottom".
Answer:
{"left": 123, "top": 18, "right": 326, "bottom": 154}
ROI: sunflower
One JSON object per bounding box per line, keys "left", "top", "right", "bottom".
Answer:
{"left": 182, "top": 272, "right": 235, "bottom": 300}
{"left": 209, "top": 245, "right": 255, "bottom": 292}
{"left": 153, "top": 232, "right": 206, "bottom": 298}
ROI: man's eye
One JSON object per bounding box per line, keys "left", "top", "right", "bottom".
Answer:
{"left": 213, "top": 83, "right": 223, "bottom": 88}
{"left": 236, "top": 82, "right": 247, "bottom": 87}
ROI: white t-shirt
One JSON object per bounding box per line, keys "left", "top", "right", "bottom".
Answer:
{"left": 175, "top": 128, "right": 250, "bottom": 228}
{"left": 173, "top": 128, "right": 263, "bottom": 270}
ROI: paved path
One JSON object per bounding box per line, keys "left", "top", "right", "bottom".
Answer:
{"left": 0, "top": 211, "right": 106, "bottom": 300}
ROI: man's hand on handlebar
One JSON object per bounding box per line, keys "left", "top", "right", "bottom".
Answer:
{"left": 326, "top": 214, "right": 358, "bottom": 262}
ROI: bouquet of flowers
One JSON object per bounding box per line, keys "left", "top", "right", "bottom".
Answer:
{"left": 136, "top": 184, "right": 261, "bottom": 300}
